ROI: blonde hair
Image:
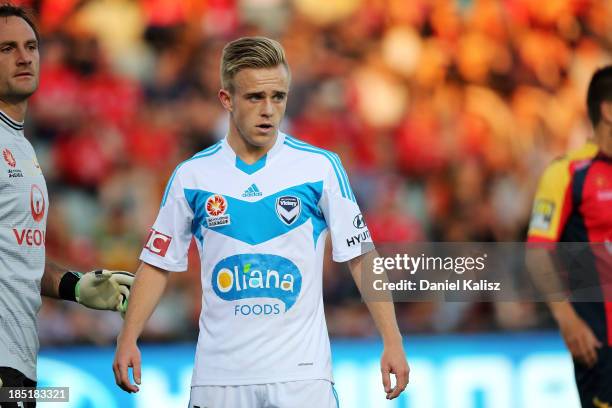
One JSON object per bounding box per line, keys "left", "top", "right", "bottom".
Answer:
{"left": 221, "top": 36, "right": 290, "bottom": 92}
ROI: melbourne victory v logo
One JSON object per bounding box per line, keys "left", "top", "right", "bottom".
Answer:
{"left": 275, "top": 196, "right": 301, "bottom": 226}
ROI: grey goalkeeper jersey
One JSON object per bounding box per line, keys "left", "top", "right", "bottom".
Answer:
{"left": 0, "top": 111, "right": 48, "bottom": 381}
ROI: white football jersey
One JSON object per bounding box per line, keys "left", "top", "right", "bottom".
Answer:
{"left": 140, "top": 132, "right": 373, "bottom": 386}
{"left": 0, "top": 111, "right": 48, "bottom": 381}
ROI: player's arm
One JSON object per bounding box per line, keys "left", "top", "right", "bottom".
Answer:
{"left": 317, "top": 153, "right": 408, "bottom": 399}
{"left": 347, "top": 250, "right": 409, "bottom": 400}
{"left": 40, "top": 260, "right": 134, "bottom": 313}
{"left": 526, "top": 158, "right": 601, "bottom": 367}
{"left": 40, "top": 261, "right": 67, "bottom": 298}
{"left": 113, "top": 261, "right": 169, "bottom": 393}
{"left": 526, "top": 249, "right": 602, "bottom": 367}
{"left": 550, "top": 300, "right": 601, "bottom": 367}
{"left": 113, "top": 162, "right": 194, "bottom": 393}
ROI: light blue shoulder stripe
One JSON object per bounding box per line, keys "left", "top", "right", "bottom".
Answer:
{"left": 284, "top": 139, "right": 347, "bottom": 199}
{"left": 161, "top": 142, "right": 222, "bottom": 207}
{"left": 193, "top": 141, "right": 223, "bottom": 159}
{"left": 334, "top": 153, "right": 355, "bottom": 202}
{"left": 285, "top": 136, "right": 355, "bottom": 202}
{"left": 285, "top": 136, "right": 354, "bottom": 201}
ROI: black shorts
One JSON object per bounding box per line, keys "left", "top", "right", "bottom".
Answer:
{"left": 0, "top": 367, "right": 37, "bottom": 408}
{"left": 574, "top": 346, "right": 612, "bottom": 407}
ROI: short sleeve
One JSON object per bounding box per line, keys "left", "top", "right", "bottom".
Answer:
{"left": 527, "top": 159, "right": 572, "bottom": 243}
{"left": 139, "top": 166, "right": 194, "bottom": 271}
{"left": 318, "top": 154, "right": 374, "bottom": 262}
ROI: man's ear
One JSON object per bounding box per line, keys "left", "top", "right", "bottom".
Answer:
{"left": 600, "top": 100, "right": 612, "bottom": 124}
{"left": 218, "top": 89, "right": 233, "bottom": 112}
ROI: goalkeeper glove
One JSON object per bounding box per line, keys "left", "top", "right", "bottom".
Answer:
{"left": 60, "top": 270, "right": 134, "bottom": 315}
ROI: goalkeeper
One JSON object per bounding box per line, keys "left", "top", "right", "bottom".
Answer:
{"left": 0, "top": 5, "right": 135, "bottom": 407}
{"left": 0, "top": 266, "right": 134, "bottom": 401}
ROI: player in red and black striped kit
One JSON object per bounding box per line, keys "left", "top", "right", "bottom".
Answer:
{"left": 528, "top": 66, "right": 612, "bottom": 407}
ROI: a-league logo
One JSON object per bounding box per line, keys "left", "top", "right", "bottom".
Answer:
{"left": 205, "top": 194, "right": 231, "bottom": 228}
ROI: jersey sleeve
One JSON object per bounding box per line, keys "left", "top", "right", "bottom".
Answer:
{"left": 319, "top": 154, "right": 374, "bottom": 262}
{"left": 139, "top": 166, "right": 194, "bottom": 271}
{"left": 527, "top": 159, "right": 573, "bottom": 242}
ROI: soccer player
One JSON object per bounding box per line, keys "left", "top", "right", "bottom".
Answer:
{"left": 0, "top": 6, "right": 134, "bottom": 407}
{"left": 113, "top": 37, "right": 409, "bottom": 407}
{"left": 527, "top": 66, "right": 612, "bottom": 407}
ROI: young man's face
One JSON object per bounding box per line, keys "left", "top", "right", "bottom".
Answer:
{"left": 221, "top": 65, "right": 290, "bottom": 148}
{"left": 0, "top": 16, "right": 39, "bottom": 104}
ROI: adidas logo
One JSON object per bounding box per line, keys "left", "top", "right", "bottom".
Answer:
{"left": 242, "top": 183, "right": 263, "bottom": 198}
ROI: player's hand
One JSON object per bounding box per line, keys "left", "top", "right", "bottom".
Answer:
{"left": 113, "top": 334, "right": 141, "bottom": 393}
{"left": 380, "top": 341, "right": 409, "bottom": 400}
{"left": 559, "top": 313, "right": 602, "bottom": 367}
{"left": 76, "top": 270, "right": 134, "bottom": 314}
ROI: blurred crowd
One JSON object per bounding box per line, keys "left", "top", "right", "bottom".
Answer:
{"left": 23, "top": 0, "right": 612, "bottom": 345}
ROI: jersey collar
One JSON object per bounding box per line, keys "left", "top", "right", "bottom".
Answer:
{"left": 0, "top": 109, "right": 24, "bottom": 132}
{"left": 221, "top": 131, "right": 286, "bottom": 174}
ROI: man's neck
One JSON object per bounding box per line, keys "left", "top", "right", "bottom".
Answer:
{"left": 600, "top": 134, "right": 612, "bottom": 157}
{"left": 227, "top": 127, "right": 277, "bottom": 164}
{"left": 0, "top": 99, "right": 27, "bottom": 122}
{"left": 595, "top": 125, "right": 612, "bottom": 157}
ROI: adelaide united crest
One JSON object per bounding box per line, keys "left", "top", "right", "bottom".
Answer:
{"left": 2, "top": 148, "right": 16, "bottom": 168}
